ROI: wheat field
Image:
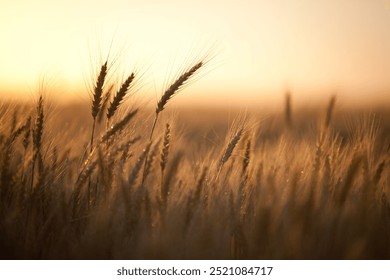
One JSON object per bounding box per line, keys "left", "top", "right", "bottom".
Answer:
{"left": 0, "top": 61, "right": 389, "bottom": 260}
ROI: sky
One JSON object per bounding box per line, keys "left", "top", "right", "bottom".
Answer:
{"left": 1, "top": 0, "right": 390, "bottom": 106}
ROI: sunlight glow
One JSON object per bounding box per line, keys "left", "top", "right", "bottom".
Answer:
{"left": 1, "top": 0, "right": 390, "bottom": 105}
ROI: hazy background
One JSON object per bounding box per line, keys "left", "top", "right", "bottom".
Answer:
{"left": 1, "top": 0, "right": 390, "bottom": 107}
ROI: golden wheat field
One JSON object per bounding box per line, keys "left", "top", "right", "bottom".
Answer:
{"left": 0, "top": 60, "right": 389, "bottom": 260}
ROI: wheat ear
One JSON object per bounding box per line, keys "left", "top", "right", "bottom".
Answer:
{"left": 33, "top": 96, "right": 44, "bottom": 157}
{"left": 218, "top": 128, "right": 243, "bottom": 177}
{"left": 107, "top": 73, "right": 135, "bottom": 120}
{"left": 92, "top": 61, "right": 108, "bottom": 119}
{"left": 324, "top": 95, "right": 336, "bottom": 129}
{"left": 142, "top": 140, "right": 161, "bottom": 184}
{"left": 31, "top": 96, "right": 44, "bottom": 193}
{"left": 149, "top": 62, "right": 203, "bottom": 140}
{"left": 90, "top": 61, "right": 108, "bottom": 152}
{"left": 160, "top": 124, "right": 171, "bottom": 174}
{"left": 100, "top": 109, "right": 138, "bottom": 143}
{"left": 242, "top": 138, "right": 251, "bottom": 175}
{"left": 285, "top": 91, "right": 292, "bottom": 128}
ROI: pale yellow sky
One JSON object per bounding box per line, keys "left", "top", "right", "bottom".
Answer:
{"left": 1, "top": 0, "right": 390, "bottom": 105}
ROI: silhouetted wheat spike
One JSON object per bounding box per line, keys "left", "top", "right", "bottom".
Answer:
{"left": 107, "top": 73, "right": 135, "bottom": 120}
{"left": 160, "top": 124, "right": 171, "bottom": 185}
{"left": 142, "top": 140, "right": 160, "bottom": 184}
{"left": 31, "top": 96, "right": 44, "bottom": 188}
{"left": 21, "top": 116, "right": 31, "bottom": 181}
{"left": 9, "top": 118, "right": 30, "bottom": 143}
{"left": 325, "top": 95, "right": 336, "bottom": 129}
{"left": 157, "top": 62, "right": 203, "bottom": 114}
{"left": 319, "top": 95, "right": 336, "bottom": 145}
{"left": 150, "top": 61, "right": 203, "bottom": 140}
{"left": 285, "top": 92, "right": 292, "bottom": 128}
{"left": 100, "top": 109, "right": 138, "bottom": 143}
{"left": 92, "top": 62, "right": 108, "bottom": 119}
{"left": 160, "top": 124, "right": 171, "bottom": 172}
{"left": 33, "top": 96, "right": 44, "bottom": 158}
{"left": 90, "top": 61, "right": 108, "bottom": 152}
{"left": 242, "top": 138, "right": 251, "bottom": 175}
{"left": 218, "top": 128, "right": 243, "bottom": 177}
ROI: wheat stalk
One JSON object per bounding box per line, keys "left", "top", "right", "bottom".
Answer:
{"left": 128, "top": 143, "right": 152, "bottom": 187}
